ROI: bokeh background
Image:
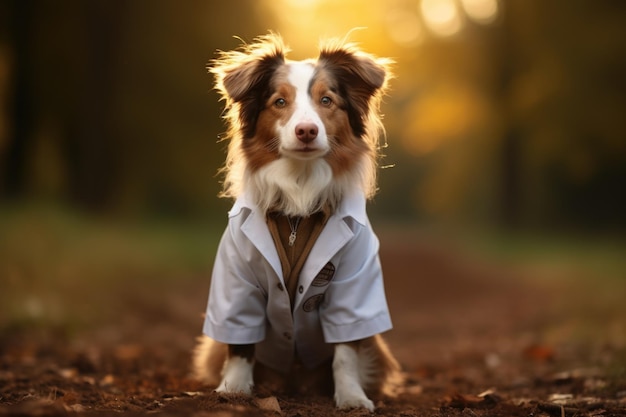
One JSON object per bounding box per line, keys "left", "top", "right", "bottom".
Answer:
{"left": 2, "top": 0, "right": 626, "bottom": 228}
{"left": 1, "top": 0, "right": 625, "bottom": 352}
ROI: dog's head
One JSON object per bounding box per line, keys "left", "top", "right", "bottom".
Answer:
{"left": 211, "top": 33, "right": 391, "bottom": 216}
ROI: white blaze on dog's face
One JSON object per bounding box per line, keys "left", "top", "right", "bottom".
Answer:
{"left": 275, "top": 62, "right": 328, "bottom": 159}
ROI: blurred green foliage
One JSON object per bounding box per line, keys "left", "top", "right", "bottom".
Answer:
{"left": 0, "top": 203, "right": 222, "bottom": 331}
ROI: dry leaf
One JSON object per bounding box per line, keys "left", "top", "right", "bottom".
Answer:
{"left": 445, "top": 393, "right": 484, "bottom": 408}
{"left": 58, "top": 368, "right": 77, "bottom": 379}
{"left": 255, "top": 396, "right": 282, "bottom": 414}
{"left": 65, "top": 403, "right": 87, "bottom": 412}
{"left": 523, "top": 344, "right": 555, "bottom": 361}
{"left": 548, "top": 393, "right": 573, "bottom": 404}
{"left": 99, "top": 374, "right": 115, "bottom": 387}
{"left": 182, "top": 391, "right": 204, "bottom": 397}
{"left": 477, "top": 388, "right": 495, "bottom": 398}
{"left": 445, "top": 389, "right": 502, "bottom": 409}
{"left": 114, "top": 344, "right": 143, "bottom": 360}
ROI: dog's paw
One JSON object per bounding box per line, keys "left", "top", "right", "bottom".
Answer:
{"left": 215, "top": 378, "right": 253, "bottom": 395}
{"left": 334, "top": 389, "right": 375, "bottom": 412}
{"left": 215, "top": 356, "right": 254, "bottom": 395}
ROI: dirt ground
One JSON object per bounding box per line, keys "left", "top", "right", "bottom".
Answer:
{"left": 1, "top": 228, "right": 625, "bottom": 416}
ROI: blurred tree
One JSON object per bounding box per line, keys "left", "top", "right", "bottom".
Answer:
{"left": 491, "top": 1, "right": 523, "bottom": 229}
{"left": 500, "top": 0, "right": 626, "bottom": 230}
{"left": 67, "top": 1, "right": 128, "bottom": 210}
{"left": 2, "top": 0, "right": 36, "bottom": 200}
{"left": 0, "top": 0, "right": 268, "bottom": 217}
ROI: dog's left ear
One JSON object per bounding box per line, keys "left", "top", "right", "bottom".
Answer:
{"left": 318, "top": 47, "right": 387, "bottom": 94}
{"left": 318, "top": 44, "right": 391, "bottom": 136}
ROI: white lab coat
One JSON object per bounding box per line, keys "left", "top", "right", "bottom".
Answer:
{"left": 202, "top": 190, "right": 392, "bottom": 373}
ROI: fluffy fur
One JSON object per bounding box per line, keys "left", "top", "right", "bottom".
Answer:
{"left": 193, "top": 33, "right": 402, "bottom": 411}
{"left": 211, "top": 33, "right": 390, "bottom": 216}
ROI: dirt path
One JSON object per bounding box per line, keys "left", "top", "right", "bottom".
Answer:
{"left": 1, "top": 230, "right": 625, "bottom": 416}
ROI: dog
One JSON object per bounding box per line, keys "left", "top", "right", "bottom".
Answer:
{"left": 192, "top": 33, "right": 402, "bottom": 411}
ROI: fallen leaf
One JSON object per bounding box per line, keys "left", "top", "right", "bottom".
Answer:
{"left": 255, "top": 396, "right": 282, "bottom": 414}
{"left": 548, "top": 393, "right": 573, "bottom": 405}
{"left": 99, "top": 374, "right": 115, "bottom": 387}
{"left": 58, "top": 368, "right": 77, "bottom": 379}
{"left": 477, "top": 388, "right": 495, "bottom": 398}
{"left": 82, "top": 376, "right": 96, "bottom": 385}
{"left": 523, "top": 344, "right": 555, "bottom": 361}
{"left": 445, "top": 393, "right": 484, "bottom": 408}
{"left": 65, "top": 403, "right": 87, "bottom": 412}
{"left": 477, "top": 388, "right": 503, "bottom": 404}
{"left": 182, "top": 391, "right": 204, "bottom": 397}
{"left": 114, "top": 344, "right": 143, "bottom": 360}
{"left": 445, "top": 389, "right": 503, "bottom": 409}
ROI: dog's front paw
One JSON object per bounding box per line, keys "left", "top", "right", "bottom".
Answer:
{"left": 215, "top": 356, "right": 254, "bottom": 395}
{"left": 335, "top": 388, "right": 375, "bottom": 412}
{"left": 215, "top": 378, "right": 253, "bottom": 395}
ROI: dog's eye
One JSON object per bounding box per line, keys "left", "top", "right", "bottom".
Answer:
{"left": 274, "top": 98, "right": 287, "bottom": 108}
{"left": 320, "top": 96, "right": 332, "bottom": 106}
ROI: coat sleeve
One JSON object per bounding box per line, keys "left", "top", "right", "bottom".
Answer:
{"left": 319, "top": 219, "right": 393, "bottom": 343}
{"left": 202, "top": 221, "right": 267, "bottom": 344}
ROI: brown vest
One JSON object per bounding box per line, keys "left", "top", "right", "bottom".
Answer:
{"left": 266, "top": 211, "right": 329, "bottom": 310}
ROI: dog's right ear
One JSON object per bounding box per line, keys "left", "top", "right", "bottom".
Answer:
{"left": 210, "top": 34, "right": 287, "bottom": 103}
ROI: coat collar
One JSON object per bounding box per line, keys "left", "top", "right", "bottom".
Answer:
{"left": 229, "top": 190, "right": 369, "bottom": 299}
{"left": 229, "top": 189, "right": 368, "bottom": 226}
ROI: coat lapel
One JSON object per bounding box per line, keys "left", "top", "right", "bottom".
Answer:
{"left": 292, "top": 191, "right": 367, "bottom": 310}
{"left": 293, "top": 214, "right": 354, "bottom": 310}
{"left": 237, "top": 200, "right": 284, "bottom": 283}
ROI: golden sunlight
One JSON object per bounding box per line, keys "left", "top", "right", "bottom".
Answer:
{"left": 386, "top": 8, "right": 424, "bottom": 46}
{"left": 402, "top": 85, "right": 489, "bottom": 156}
{"left": 257, "top": 0, "right": 390, "bottom": 56}
{"left": 460, "top": 0, "right": 499, "bottom": 24}
{"left": 283, "top": 0, "right": 321, "bottom": 9}
{"left": 420, "top": 0, "right": 463, "bottom": 37}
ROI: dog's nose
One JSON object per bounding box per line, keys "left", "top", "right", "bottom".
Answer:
{"left": 295, "top": 122, "right": 318, "bottom": 143}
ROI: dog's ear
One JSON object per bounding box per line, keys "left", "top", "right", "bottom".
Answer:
{"left": 318, "top": 47, "right": 387, "bottom": 94}
{"left": 219, "top": 52, "right": 284, "bottom": 103}
{"left": 318, "top": 43, "right": 391, "bottom": 137}
{"left": 211, "top": 34, "right": 287, "bottom": 103}
{"left": 210, "top": 34, "right": 287, "bottom": 138}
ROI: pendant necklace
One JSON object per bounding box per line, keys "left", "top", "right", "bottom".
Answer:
{"left": 288, "top": 216, "right": 301, "bottom": 247}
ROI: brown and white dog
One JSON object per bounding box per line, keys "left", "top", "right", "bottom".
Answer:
{"left": 193, "top": 33, "right": 402, "bottom": 411}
